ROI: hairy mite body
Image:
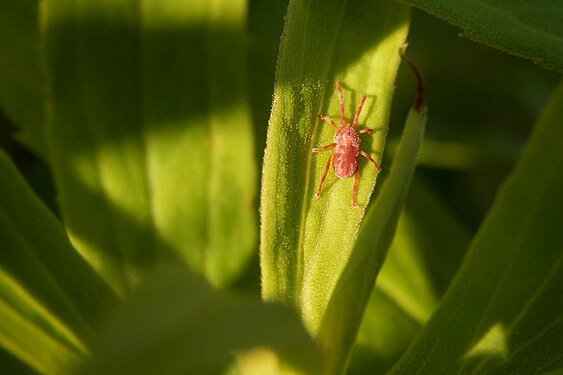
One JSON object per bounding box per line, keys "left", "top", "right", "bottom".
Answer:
{"left": 312, "top": 82, "right": 381, "bottom": 207}
{"left": 333, "top": 126, "right": 360, "bottom": 178}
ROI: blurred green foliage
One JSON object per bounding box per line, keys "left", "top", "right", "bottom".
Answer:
{"left": 0, "top": 0, "right": 561, "bottom": 374}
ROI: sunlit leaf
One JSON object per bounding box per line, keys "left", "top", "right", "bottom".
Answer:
{"left": 260, "top": 0, "right": 410, "bottom": 332}
{"left": 42, "top": 0, "right": 257, "bottom": 292}
{"left": 317, "top": 99, "right": 427, "bottom": 373}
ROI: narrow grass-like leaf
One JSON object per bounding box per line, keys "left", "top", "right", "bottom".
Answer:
{"left": 349, "top": 178, "right": 471, "bottom": 373}
{"left": 0, "top": 347, "right": 37, "bottom": 375}
{"left": 317, "top": 103, "right": 426, "bottom": 374}
{"left": 260, "top": 0, "right": 410, "bottom": 335}
{"left": 390, "top": 80, "right": 563, "bottom": 374}
{"left": 43, "top": 0, "right": 155, "bottom": 293}
{"left": 0, "top": 0, "right": 46, "bottom": 157}
{"left": 397, "top": 0, "right": 563, "bottom": 73}
{"left": 76, "top": 263, "right": 321, "bottom": 375}
{"left": 42, "top": 0, "right": 256, "bottom": 292}
{"left": 348, "top": 288, "right": 421, "bottom": 375}
{"left": 0, "top": 152, "right": 116, "bottom": 374}
{"left": 140, "top": 0, "right": 257, "bottom": 287}
{"left": 376, "top": 177, "right": 471, "bottom": 323}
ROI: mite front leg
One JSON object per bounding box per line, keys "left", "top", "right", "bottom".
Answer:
{"left": 317, "top": 115, "right": 338, "bottom": 130}
{"left": 360, "top": 150, "right": 381, "bottom": 172}
{"left": 315, "top": 153, "right": 334, "bottom": 198}
{"left": 312, "top": 143, "right": 336, "bottom": 153}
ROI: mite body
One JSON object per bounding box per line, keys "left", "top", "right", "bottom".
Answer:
{"left": 312, "top": 82, "right": 381, "bottom": 207}
{"left": 333, "top": 126, "right": 360, "bottom": 178}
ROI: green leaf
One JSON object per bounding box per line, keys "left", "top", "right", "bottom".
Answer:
{"left": 0, "top": 152, "right": 115, "bottom": 375}
{"left": 377, "top": 177, "right": 471, "bottom": 322}
{"left": 348, "top": 289, "right": 422, "bottom": 375}
{"left": 247, "top": 0, "right": 288, "bottom": 154}
{"left": 260, "top": 0, "right": 410, "bottom": 327}
{"left": 317, "top": 101, "right": 427, "bottom": 374}
{"left": 76, "top": 263, "right": 321, "bottom": 375}
{"left": 390, "top": 80, "right": 563, "bottom": 373}
{"left": 0, "top": 0, "right": 46, "bottom": 157}
{"left": 0, "top": 347, "right": 38, "bottom": 375}
{"left": 42, "top": 0, "right": 257, "bottom": 292}
{"left": 397, "top": 0, "right": 563, "bottom": 73}
{"left": 349, "top": 178, "right": 471, "bottom": 373}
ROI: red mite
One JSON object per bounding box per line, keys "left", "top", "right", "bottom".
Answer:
{"left": 312, "top": 82, "right": 381, "bottom": 207}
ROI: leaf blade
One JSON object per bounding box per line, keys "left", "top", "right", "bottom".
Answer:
{"left": 42, "top": 0, "right": 257, "bottom": 291}
{"left": 76, "top": 264, "right": 321, "bottom": 375}
{"left": 317, "top": 103, "right": 427, "bottom": 374}
{"left": 140, "top": 0, "right": 257, "bottom": 287}
{"left": 348, "top": 177, "right": 471, "bottom": 373}
{"left": 0, "top": 0, "right": 46, "bottom": 156}
{"left": 390, "top": 80, "right": 563, "bottom": 374}
{"left": 260, "top": 0, "right": 411, "bottom": 334}
{"left": 0, "top": 152, "right": 116, "bottom": 374}
{"left": 397, "top": 0, "right": 563, "bottom": 73}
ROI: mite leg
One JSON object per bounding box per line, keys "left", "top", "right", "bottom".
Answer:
{"left": 352, "top": 95, "right": 367, "bottom": 128}
{"left": 352, "top": 168, "right": 359, "bottom": 207}
{"left": 315, "top": 153, "right": 334, "bottom": 198}
{"left": 360, "top": 150, "right": 382, "bottom": 172}
{"left": 358, "top": 128, "right": 373, "bottom": 135}
{"left": 336, "top": 82, "right": 345, "bottom": 125}
{"left": 312, "top": 143, "right": 335, "bottom": 153}
{"left": 317, "top": 115, "right": 338, "bottom": 129}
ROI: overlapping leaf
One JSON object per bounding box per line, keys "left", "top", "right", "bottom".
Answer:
{"left": 397, "top": 0, "right": 563, "bottom": 73}
{"left": 317, "top": 102, "right": 427, "bottom": 374}
{"left": 42, "top": 0, "right": 256, "bottom": 292}
{"left": 390, "top": 80, "right": 563, "bottom": 374}
{"left": 76, "top": 263, "right": 321, "bottom": 375}
{"left": 0, "top": 152, "right": 115, "bottom": 375}
{"left": 349, "top": 178, "right": 471, "bottom": 373}
{"left": 0, "top": 0, "right": 45, "bottom": 156}
{"left": 260, "top": 0, "right": 410, "bottom": 333}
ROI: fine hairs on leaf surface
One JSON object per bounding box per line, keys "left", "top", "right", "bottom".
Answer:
{"left": 260, "top": 0, "right": 410, "bottom": 331}
{"left": 1, "top": 0, "right": 563, "bottom": 373}
{"left": 317, "top": 64, "right": 427, "bottom": 373}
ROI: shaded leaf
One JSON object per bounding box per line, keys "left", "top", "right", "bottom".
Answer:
{"left": 348, "top": 289, "right": 422, "bottom": 375}
{"left": 397, "top": 0, "right": 563, "bottom": 73}
{"left": 42, "top": 0, "right": 257, "bottom": 292}
{"left": 76, "top": 263, "right": 321, "bottom": 375}
{"left": 349, "top": 177, "right": 471, "bottom": 373}
{"left": 0, "top": 152, "right": 115, "bottom": 374}
{"left": 377, "top": 177, "right": 471, "bottom": 320}
{"left": 390, "top": 80, "right": 563, "bottom": 374}
{"left": 0, "top": 347, "right": 38, "bottom": 375}
{"left": 0, "top": 0, "right": 46, "bottom": 157}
